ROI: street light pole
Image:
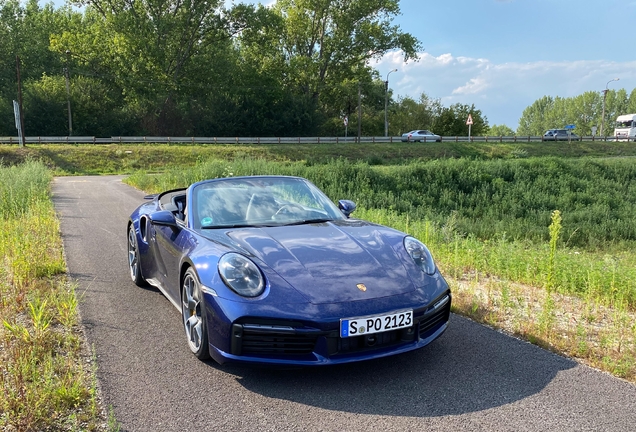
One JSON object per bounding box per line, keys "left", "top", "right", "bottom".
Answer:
{"left": 64, "top": 50, "right": 73, "bottom": 136}
{"left": 384, "top": 69, "right": 398, "bottom": 137}
{"left": 15, "top": 55, "right": 25, "bottom": 147}
{"left": 600, "top": 77, "right": 619, "bottom": 137}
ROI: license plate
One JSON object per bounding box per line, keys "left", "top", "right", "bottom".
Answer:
{"left": 340, "top": 310, "right": 413, "bottom": 338}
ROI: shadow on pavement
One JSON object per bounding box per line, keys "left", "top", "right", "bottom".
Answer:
{"left": 229, "top": 314, "right": 576, "bottom": 417}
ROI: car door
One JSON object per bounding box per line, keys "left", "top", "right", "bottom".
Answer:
{"left": 153, "top": 218, "right": 189, "bottom": 301}
{"left": 417, "top": 130, "right": 429, "bottom": 142}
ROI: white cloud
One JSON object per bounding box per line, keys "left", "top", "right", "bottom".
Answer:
{"left": 452, "top": 77, "right": 489, "bottom": 95}
{"left": 375, "top": 51, "right": 636, "bottom": 129}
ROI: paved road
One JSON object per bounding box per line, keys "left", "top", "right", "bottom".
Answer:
{"left": 53, "top": 176, "right": 636, "bottom": 432}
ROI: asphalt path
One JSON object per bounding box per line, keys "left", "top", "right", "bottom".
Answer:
{"left": 53, "top": 175, "right": 636, "bottom": 432}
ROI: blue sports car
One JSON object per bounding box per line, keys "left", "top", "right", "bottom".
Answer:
{"left": 127, "top": 175, "right": 451, "bottom": 366}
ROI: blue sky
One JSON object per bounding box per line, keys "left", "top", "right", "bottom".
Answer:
{"left": 52, "top": 0, "right": 636, "bottom": 129}
{"left": 377, "top": 0, "right": 636, "bottom": 129}
{"left": 234, "top": 0, "right": 636, "bottom": 130}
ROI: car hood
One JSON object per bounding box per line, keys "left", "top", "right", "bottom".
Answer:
{"left": 223, "top": 221, "right": 415, "bottom": 304}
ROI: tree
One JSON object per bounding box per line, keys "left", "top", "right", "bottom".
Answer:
{"left": 390, "top": 93, "right": 441, "bottom": 135}
{"left": 517, "top": 96, "right": 554, "bottom": 136}
{"left": 434, "top": 103, "right": 488, "bottom": 136}
{"left": 602, "top": 89, "right": 629, "bottom": 135}
{"left": 22, "top": 73, "right": 134, "bottom": 136}
{"left": 0, "top": 0, "right": 71, "bottom": 134}
{"left": 0, "top": 0, "right": 67, "bottom": 82}
{"left": 628, "top": 88, "right": 636, "bottom": 114}
{"left": 268, "top": 0, "right": 421, "bottom": 130}
{"left": 517, "top": 89, "right": 633, "bottom": 137}
{"left": 488, "top": 124, "right": 515, "bottom": 136}
{"left": 572, "top": 91, "right": 602, "bottom": 136}
{"left": 55, "top": 0, "right": 258, "bottom": 135}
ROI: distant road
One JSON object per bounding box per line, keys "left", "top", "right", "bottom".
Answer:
{"left": 53, "top": 175, "right": 636, "bottom": 432}
{"left": 2, "top": 134, "right": 625, "bottom": 145}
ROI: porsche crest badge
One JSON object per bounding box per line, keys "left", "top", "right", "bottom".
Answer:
{"left": 356, "top": 283, "right": 367, "bottom": 292}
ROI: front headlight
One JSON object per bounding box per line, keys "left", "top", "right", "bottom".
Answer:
{"left": 404, "top": 236, "right": 436, "bottom": 275}
{"left": 218, "top": 253, "right": 265, "bottom": 297}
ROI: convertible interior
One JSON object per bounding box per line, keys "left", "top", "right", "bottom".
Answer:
{"left": 157, "top": 185, "right": 330, "bottom": 229}
{"left": 159, "top": 190, "right": 188, "bottom": 221}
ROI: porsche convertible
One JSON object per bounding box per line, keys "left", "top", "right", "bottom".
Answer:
{"left": 127, "top": 175, "right": 451, "bottom": 366}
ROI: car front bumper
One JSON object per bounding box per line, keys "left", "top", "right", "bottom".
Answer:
{"left": 207, "top": 291, "right": 451, "bottom": 366}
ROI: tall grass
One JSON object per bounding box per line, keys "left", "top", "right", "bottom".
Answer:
{"left": 127, "top": 156, "right": 636, "bottom": 249}
{"left": 0, "top": 159, "right": 51, "bottom": 219}
{"left": 353, "top": 207, "right": 636, "bottom": 308}
{"left": 5, "top": 142, "right": 636, "bottom": 176}
{"left": 0, "top": 160, "right": 103, "bottom": 430}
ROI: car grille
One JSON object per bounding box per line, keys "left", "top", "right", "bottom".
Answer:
{"left": 334, "top": 326, "right": 415, "bottom": 354}
{"left": 232, "top": 323, "right": 319, "bottom": 356}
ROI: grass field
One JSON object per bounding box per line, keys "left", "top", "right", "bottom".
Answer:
{"left": 0, "top": 141, "right": 635, "bottom": 429}
{"left": 1, "top": 140, "right": 636, "bottom": 175}
{"left": 0, "top": 161, "right": 107, "bottom": 431}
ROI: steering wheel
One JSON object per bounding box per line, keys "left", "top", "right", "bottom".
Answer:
{"left": 274, "top": 203, "right": 304, "bottom": 216}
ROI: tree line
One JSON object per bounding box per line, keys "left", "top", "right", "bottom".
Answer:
{"left": 3, "top": 0, "right": 634, "bottom": 138}
{"left": 1, "top": 0, "right": 492, "bottom": 137}
{"left": 516, "top": 90, "right": 636, "bottom": 137}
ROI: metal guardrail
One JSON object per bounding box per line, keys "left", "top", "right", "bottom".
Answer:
{"left": 0, "top": 135, "right": 632, "bottom": 144}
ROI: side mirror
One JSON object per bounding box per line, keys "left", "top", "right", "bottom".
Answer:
{"left": 150, "top": 210, "right": 179, "bottom": 229}
{"left": 338, "top": 200, "right": 357, "bottom": 217}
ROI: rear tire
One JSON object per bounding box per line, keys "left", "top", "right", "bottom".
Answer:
{"left": 128, "top": 224, "right": 146, "bottom": 287}
{"left": 182, "top": 268, "right": 210, "bottom": 360}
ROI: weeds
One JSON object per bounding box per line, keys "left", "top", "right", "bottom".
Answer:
{"left": 0, "top": 161, "right": 104, "bottom": 431}
{"left": 547, "top": 210, "right": 562, "bottom": 293}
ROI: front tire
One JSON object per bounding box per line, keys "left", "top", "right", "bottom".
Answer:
{"left": 182, "top": 268, "right": 210, "bottom": 360}
{"left": 128, "top": 224, "right": 146, "bottom": 287}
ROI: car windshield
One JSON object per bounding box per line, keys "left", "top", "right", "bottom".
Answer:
{"left": 191, "top": 177, "right": 345, "bottom": 229}
{"left": 616, "top": 120, "right": 634, "bottom": 128}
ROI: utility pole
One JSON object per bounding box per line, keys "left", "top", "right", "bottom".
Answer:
{"left": 357, "top": 83, "right": 362, "bottom": 143}
{"left": 64, "top": 50, "right": 73, "bottom": 136}
{"left": 600, "top": 78, "right": 619, "bottom": 137}
{"left": 384, "top": 69, "right": 397, "bottom": 137}
{"left": 15, "top": 56, "right": 25, "bottom": 147}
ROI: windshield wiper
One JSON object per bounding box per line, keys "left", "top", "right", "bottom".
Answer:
{"left": 280, "top": 218, "right": 333, "bottom": 226}
{"left": 201, "top": 218, "right": 334, "bottom": 229}
{"left": 201, "top": 223, "right": 273, "bottom": 229}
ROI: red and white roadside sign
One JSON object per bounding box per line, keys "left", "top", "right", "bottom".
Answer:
{"left": 466, "top": 114, "right": 473, "bottom": 125}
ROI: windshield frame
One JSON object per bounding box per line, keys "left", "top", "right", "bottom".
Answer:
{"left": 189, "top": 176, "right": 346, "bottom": 230}
{"left": 616, "top": 120, "right": 635, "bottom": 128}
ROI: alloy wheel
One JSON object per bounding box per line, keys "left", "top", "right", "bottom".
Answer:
{"left": 182, "top": 272, "right": 204, "bottom": 353}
